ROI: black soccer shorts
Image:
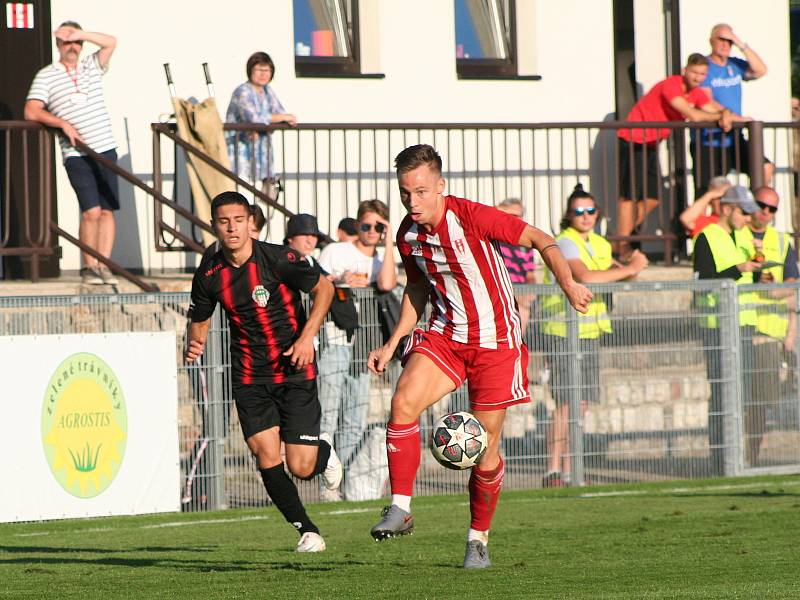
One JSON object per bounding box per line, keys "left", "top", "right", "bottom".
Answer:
{"left": 232, "top": 379, "right": 321, "bottom": 444}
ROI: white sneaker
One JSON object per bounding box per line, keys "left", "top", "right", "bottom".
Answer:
{"left": 319, "top": 432, "right": 343, "bottom": 491}
{"left": 297, "top": 531, "right": 326, "bottom": 553}
{"left": 319, "top": 487, "right": 342, "bottom": 503}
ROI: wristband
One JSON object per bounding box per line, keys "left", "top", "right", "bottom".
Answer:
{"left": 540, "top": 243, "right": 559, "bottom": 253}
{"left": 739, "top": 43, "right": 749, "bottom": 51}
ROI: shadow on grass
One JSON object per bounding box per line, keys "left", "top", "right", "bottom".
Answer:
{"left": 0, "top": 545, "right": 368, "bottom": 573}
{"left": 667, "top": 489, "right": 800, "bottom": 499}
{"left": 0, "top": 545, "right": 215, "bottom": 554}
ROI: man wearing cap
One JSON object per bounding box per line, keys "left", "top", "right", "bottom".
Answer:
{"left": 24, "top": 21, "right": 119, "bottom": 285}
{"left": 316, "top": 199, "right": 397, "bottom": 499}
{"left": 736, "top": 187, "right": 798, "bottom": 466}
{"left": 693, "top": 184, "right": 761, "bottom": 475}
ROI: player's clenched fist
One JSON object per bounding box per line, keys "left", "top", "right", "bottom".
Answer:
{"left": 185, "top": 339, "right": 205, "bottom": 363}
{"left": 565, "top": 281, "right": 593, "bottom": 314}
{"left": 368, "top": 344, "right": 394, "bottom": 374}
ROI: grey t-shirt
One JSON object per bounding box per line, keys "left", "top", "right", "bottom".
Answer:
{"left": 557, "top": 237, "right": 594, "bottom": 261}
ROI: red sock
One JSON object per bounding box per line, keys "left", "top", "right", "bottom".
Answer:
{"left": 386, "top": 421, "right": 421, "bottom": 496}
{"left": 469, "top": 457, "right": 505, "bottom": 531}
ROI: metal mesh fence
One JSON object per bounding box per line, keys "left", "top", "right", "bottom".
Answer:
{"left": 1, "top": 281, "right": 798, "bottom": 513}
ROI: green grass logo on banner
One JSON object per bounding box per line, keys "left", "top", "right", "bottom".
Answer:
{"left": 41, "top": 352, "right": 127, "bottom": 498}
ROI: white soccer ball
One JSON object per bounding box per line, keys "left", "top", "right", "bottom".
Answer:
{"left": 429, "top": 411, "right": 488, "bottom": 470}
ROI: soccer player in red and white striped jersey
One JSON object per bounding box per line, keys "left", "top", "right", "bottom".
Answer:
{"left": 368, "top": 144, "right": 592, "bottom": 568}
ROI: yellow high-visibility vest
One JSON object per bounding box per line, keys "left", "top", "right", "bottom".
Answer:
{"left": 541, "top": 227, "right": 612, "bottom": 339}
{"left": 694, "top": 222, "right": 756, "bottom": 328}
{"left": 737, "top": 226, "right": 791, "bottom": 340}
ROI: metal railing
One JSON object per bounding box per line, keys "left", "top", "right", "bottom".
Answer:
{"left": 147, "top": 120, "right": 795, "bottom": 264}
{"left": 2, "top": 280, "right": 797, "bottom": 511}
{"left": 0, "top": 121, "right": 165, "bottom": 290}
{"left": 4, "top": 119, "right": 798, "bottom": 282}
{"left": 0, "top": 121, "right": 55, "bottom": 279}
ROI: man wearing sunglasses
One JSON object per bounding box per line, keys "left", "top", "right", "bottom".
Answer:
{"left": 317, "top": 200, "right": 397, "bottom": 499}
{"left": 25, "top": 21, "right": 119, "bottom": 286}
{"left": 736, "top": 187, "right": 798, "bottom": 467}
{"left": 691, "top": 23, "right": 772, "bottom": 197}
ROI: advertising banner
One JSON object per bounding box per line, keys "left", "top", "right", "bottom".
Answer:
{"left": 0, "top": 332, "right": 179, "bottom": 522}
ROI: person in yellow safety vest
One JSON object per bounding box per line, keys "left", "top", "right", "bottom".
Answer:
{"left": 540, "top": 184, "right": 648, "bottom": 488}
{"left": 737, "top": 187, "right": 798, "bottom": 467}
{"left": 692, "top": 184, "right": 760, "bottom": 476}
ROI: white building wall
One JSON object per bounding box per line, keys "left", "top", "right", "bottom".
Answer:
{"left": 46, "top": 0, "right": 789, "bottom": 273}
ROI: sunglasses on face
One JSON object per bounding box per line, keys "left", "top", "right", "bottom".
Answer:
{"left": 573, "top": 207, "right": 597, "bottom": 216}
{"left": 360, "top": 222, "right": 385, "bottom": 233}
{"left": 756, "top": 200, "right": 778, "bottom": 214}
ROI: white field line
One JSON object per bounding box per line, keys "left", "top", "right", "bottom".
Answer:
{"left": 8, "top": 479, "right": 799, "bottom": 538}
{"left": 320, "top": 507, "right": 374, "bottom": 515}
{"left": 141, "top": 515, "right": 270, "bottom": 529}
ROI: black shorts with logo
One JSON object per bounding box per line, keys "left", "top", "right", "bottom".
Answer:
{"left": 232, "top": 378, "right": 321, "bottom": 444}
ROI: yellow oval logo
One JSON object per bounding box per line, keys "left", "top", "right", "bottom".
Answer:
{"left": 41, "top": 352, "right": 127, "bottom": 498}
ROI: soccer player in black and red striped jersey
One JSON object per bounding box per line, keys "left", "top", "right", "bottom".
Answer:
{"left": 186, "top": 191, "right": 341, "bottom": 553}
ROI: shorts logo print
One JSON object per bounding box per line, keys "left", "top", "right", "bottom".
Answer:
{"left": 251, "top": 285, "right": 270, "bottom": 307}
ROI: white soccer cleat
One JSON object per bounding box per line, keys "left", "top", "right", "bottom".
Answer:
{"left": 319, "top": 432, "right": 343, "bottom": 491}
{"left": 297, "top": 531, "right": 326, "bottom": 553}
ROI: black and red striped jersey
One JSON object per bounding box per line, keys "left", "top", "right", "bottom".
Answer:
{"left": 189, "top": 241, "right": 321, "bottom": 384}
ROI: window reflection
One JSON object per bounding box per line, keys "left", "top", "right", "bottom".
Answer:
{"left": 294, "top": 0, "right": 353, "bottom": 58}
{"left": 455, "top": 0, "right": 511, "bottom": 60}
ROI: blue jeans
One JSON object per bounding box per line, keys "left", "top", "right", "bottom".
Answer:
{"left": 317, "top": 344, "right": 370, "bottom": 466}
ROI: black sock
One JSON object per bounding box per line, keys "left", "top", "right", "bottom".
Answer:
{"left": 259, "top": 465, "right": 318, "bottom": 535}
{"left": 296, "top": 439, "right": 331, "bottom": 481}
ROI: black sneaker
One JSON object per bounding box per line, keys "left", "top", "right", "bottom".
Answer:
{"left": 542, "top": 471, "right": 566, "bottom": 488}
{"left": 80, "top": 267, "right": 103, "bottom": 285}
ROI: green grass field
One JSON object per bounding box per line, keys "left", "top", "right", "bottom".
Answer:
{"left": 2, "top": 475, "right": 799, "bottom": 599}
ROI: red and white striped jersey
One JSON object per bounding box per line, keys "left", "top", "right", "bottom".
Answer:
{"left": 397, "top": 195, "right": 528, "bottom": 349}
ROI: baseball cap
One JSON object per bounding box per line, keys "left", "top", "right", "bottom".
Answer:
{"left": 283, "top": 213, "right": 323, "bottom": 245}
{"left": 720, "top": 185, "right": 758, "bottom": 214}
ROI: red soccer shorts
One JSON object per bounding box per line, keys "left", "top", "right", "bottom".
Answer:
{"left": 402, "top": 328, "right": 530, "bottom": 411}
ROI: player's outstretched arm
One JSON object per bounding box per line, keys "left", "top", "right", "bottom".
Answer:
{"left": 186, "top": 319, "right": 211, "bottom": 363}
{"left": 284, "top": 274, "right": 334, "bottom": 368}
{"left": 368, "top": 277, "right": 428, "bottom": 374}
{"left": 518, "top": 225, "right": 592, "bottom": 314}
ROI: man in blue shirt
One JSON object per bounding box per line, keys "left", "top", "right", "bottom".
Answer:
{"left": 690, "top": 23, "right": 772, "bottom": 195}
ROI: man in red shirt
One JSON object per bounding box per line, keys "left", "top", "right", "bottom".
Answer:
{"left": 366, "top": 144, "right": 592, "bottom": 568}
{"left": 616, "top": 53, "right": 738, "bottom": 260}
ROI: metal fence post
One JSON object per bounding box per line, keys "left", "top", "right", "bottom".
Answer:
{"left": 566, "top": 301, "right": 584, "bottom": 487}
{"left": 203, "top": 308, "right": 226, "bottom": 510}
{"left": 747, "top": 121, "right": 764, "bottom": 191}
{"left": 718, "top": 280, "right": 742, "bottom": 477}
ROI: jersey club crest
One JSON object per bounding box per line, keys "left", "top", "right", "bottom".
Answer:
{"left": 251, "top": 285, "right": 270, "bottom": 307}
